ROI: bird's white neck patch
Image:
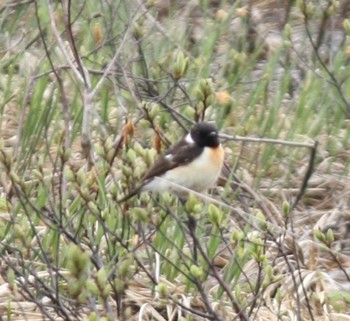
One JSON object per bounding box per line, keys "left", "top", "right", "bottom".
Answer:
{"left": 185, "top": 132, "right": 194, "bottom": 144}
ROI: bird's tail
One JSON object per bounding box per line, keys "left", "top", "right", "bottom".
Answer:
{"left": 117, "top": 187, "right": 141, "bottom": 203}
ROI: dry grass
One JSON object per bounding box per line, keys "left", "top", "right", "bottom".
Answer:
{"left": 1, "top": 0, "right": 350, "bottom": 320}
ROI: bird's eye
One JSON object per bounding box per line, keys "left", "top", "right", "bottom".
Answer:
{"left": 208, "top": 131, "right": 218, "bottom": 137}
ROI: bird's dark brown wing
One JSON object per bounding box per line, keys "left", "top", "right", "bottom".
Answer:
{"left": 143, "top": 143, "right": 203, "bottom": 181}
{"left": 163, "top": 138, "right": 188, "bottom": 157}
{"left": 117, "top": 141, "right": 203, "bottom": 202}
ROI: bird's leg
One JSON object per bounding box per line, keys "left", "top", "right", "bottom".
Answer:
{"left": 178, "top": 197, "right": 199, "bottom": 263}
{"left": 187, "top": 213, "right": 198, "bottom": 263}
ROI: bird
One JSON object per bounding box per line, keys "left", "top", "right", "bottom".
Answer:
{"left": 118, "top": 121, "right": 225, "bottom": 202}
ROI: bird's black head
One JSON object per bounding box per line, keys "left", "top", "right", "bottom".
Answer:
{"left": 190, "top": 122, "right": 220, "bottom": 148}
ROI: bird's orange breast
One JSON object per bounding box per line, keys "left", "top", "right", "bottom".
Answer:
{"left": 210, "top": 145, "right": 225, "bottom": 168}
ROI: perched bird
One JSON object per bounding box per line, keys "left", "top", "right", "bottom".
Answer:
{"left": 118, "top": 122, "right": 225, "bottom": 202}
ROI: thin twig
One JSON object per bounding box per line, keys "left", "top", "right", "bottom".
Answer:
{"left": 46, "top": 0, "right": 84, "bottom": 84}
{"left": 219, "top": 133, "right": 315, "bottom": 149}
{"left": 302, "top": 0, "right": 350, "bottom": 116}
{"left": 291, "top": 141, "right": 318, "bottom": 210}
{"left": 153, "top": 177, "right": 295, "bottom": 237}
